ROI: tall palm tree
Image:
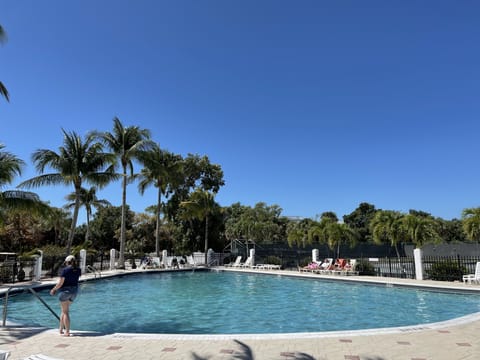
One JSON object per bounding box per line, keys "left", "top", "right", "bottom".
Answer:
{"left": 0, "top": 144, "right": 45, "bottom": 224}
{"left": 19, "top": 130, "right": 117, "bottom": 254}
{"left": 41, "top": 206, "right": 70, "bottom": 246}
{"left": 287, "top": 218, "right": 313, "bottom": 247}
{"left": 0, "top": 25, "right": 10, "bottom": 102}
{"left": 92, "top": 117, "right": 152, "bottom": 268}
{"left": 308, "top": 215, "right": 355, "bottom": 259}
{"left": 180, "top": 189, "right": 219, "bottom": 265}
{"left": 402, "top": 213, "right": 440, "bottom": 249}
{"left": 137, "top": 144, "right": 183, "bottom": 257}
{"left": 323, "top": 221, "right": 356, "bottom": 259}
{"left": 370, "top": 210, "right": 406, "bottom": 258}
{"left": 462, "top": 208, "right": 480, "bottom": 243}
{"left": 65, "top": 186, "right": 111, "bottom": 244}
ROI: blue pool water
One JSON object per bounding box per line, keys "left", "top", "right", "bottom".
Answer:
{"left": 6, "top": 271, "right": 480, "bottom": 334}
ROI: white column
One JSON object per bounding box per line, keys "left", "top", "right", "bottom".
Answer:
{"left": 80, "top": 249, "right": 87, "bottom": 274}
{"left": 414, "top": 248, "right": 423, "bottom": 280}
{"left": 34, "top": 250, "right": 43, "bottom": 281}
{"left": 250, "top": 248, "right": 255, "bottom": 267}
{"left": 207, "top": 248, "right": 214, "bottom": 266}
{"left": 162, "top": 250, "right": 168, "bottom": 268}
{"left": 312, "top": 249, "right": 319, "bottom": 263}
{"left": 109, "top": 249, "right": 116, "bottom": 271}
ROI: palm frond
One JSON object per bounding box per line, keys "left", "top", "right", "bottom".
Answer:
{"left": 0, "top": 81, "right": 9, "bottom": 102}
{"left": 0, "top": 25, "right": 7, "bottom": 44}
{"left": 0, "top": 145, "right": 24, "bottom": 185}
{"left": 18, "top": 173, "right": 65, "bottom": 189}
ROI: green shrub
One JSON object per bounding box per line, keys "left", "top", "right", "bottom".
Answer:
{"left": 299, "top": 257, "right": 311, "bottom": 267}
{"left": 427, "top": 261, "right": 466, "bottom": 282}
{"left": 264, "top": 255, "right": 282, "bottom": 266}
{"left": 17, "top": 267, "right": 25, "bottom": 282}
{"left": 0, "top": 264, "right": 14, "bottom": 283}
{"left": 355, "top": 260, "right": 376, "bottom": 276}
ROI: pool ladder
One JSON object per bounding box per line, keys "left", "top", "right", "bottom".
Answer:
{"left": 87, "top": 265, "right": 101, "bottom": 278}
{"left": 2, "top": 286, "right": 59, "bottom": 327}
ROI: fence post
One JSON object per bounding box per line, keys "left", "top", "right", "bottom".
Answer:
{"left": 312, "top": 249, "right": 319, "bottom": 263}
{"left": 34, "top": 250, "right": 43, "bottom": 282}
{"left": 100, "top": 252, "right": 104, "bottom": 271}
{"left": 80, "top": 249, "right": 87, "bottom": 274}
{"left": 162, "top": 250, "right": 168, "bottom": 267}
{"left": 414, "top": 248, "right": 423, "bottom": 280}
{"left": 109, "top": 249, "right": 116, "bottom": 270}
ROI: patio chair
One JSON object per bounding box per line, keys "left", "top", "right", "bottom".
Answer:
{"left": 331, "top": 258, "right": 347, "bottom": 275}
{"left": 344, "top": 259, "right": 359, "bottom": 275}
{"left": 186, "top": 255, "right": 196, "bottom": 267}
{"left": 226, "top": 256, "right": 242, "bottom": 267}
{"left": 23, "top": 355, "right": 63, "bottom": 360}
{"left": 463, "top": 262, "right": 480, "bottom": 284}
{"left": 240, "top": 256, "right": 253, "bottom": 268}
{"left": 315, "top": 258, "right": 333, "bottom": 274}
{"left": 300, "top": 262, "right": 319, "bottom": 272}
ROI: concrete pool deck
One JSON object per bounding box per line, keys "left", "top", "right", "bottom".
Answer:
{"left": 1, "top": 268, "right": 479, "bottom": 359}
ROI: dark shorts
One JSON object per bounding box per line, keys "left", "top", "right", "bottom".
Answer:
{"left": 58, "top": 286, "right": 78, "bottom": 302}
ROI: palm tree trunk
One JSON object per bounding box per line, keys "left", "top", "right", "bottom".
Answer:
{"left": 66, "top": 190, "right": 81, "bottom": 255}
{"left": 119, "top": 169, "right": 127, "bottom": 269}
{"left": 394, "top": 243, "right": 401, "bottom": 259}
{"left": 155, "top": 188, "right": 162, "bottom": 258}
{"left": 204, "top": 215, "right": 209, "bottom": 266}
{"left": 85, "top": 208, "right": 91, "bottom": 244}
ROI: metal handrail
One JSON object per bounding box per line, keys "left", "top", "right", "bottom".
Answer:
{"left": 86, "top": 265, "right": 101, "bottom": 278}
{"left": 2, "top": 286, "right": 59, "bottom": 326}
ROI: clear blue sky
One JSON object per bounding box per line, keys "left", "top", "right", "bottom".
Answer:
{"left": 2, "top": 1, "right": 480, "bottom": 223}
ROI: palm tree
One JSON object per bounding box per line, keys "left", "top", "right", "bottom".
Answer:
{"left": 65, "top": 186, "right": 111, "bottom": 244}
{"left": 137, "top": 144, "right": 183, "bottom": 257}
{"left": 402, "top": 213, "right": 440, "bottom": 249}
{"left": 370, "top": 210, "right": 406, "bottom": 258}
{"left": 180, "top": 189, "right": 219, "bottom": 265}
{"left": 461, "top": 208, "right": 480, "bottom": 243}
{"left": 287, "top": 218, "right": 313, "bottom": 247}
{"left": 323, "top": 221, "right": 356, "bottom": 259}
{"left": 0, "top": 143, "right": 23, "bottom": 188}
{"left": 0, "top": 25, "right": 10, "bottom": 102}
{"left": 92, "top": 117, "right": 152, "bottom": 268}
{"left": 0, "top": 144, "right": 45, "bottom": 224}
{"left": 19, "top": 130, "right": 116, "bottom": 254}
{"left": 42, "top": 206, "right": 70, "bottom": 246}
{"left": 308, "top": 214, "right": 355, "bottom": 259}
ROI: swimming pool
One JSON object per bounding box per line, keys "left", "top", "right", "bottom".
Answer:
{"left": 6, "top": 271, "right": 480, "bottom": 334}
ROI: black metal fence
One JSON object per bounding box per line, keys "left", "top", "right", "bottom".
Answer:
{"left": 366, "top": 257, "right": 416, "bottom": 279}
{"left": 0, "top": 253, "right": 112, "bottom": 285}
{"left": 1, "top": 253, "right": 480, "bottom": 284}
{"left": 366, "top": 255, "right": 480, "bottom": 281}
{"left": 0, "top": 259, "right": 37, "bottom": 284}
{"left": 41, "top": 253, "right": 111, "bottom": 278}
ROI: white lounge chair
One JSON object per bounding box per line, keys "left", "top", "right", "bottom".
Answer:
{"left": 463, "top": 262, "right": 480, "bottom": 284}
{"left": 23, "top": 355, "right": 63, "bottom": 360}
{"left": 315, "top": 258, "right": 333, "bottom": 274}
{"left": 240, "top": 256, "right": 252, "bottom": 268}
{"left": 226, "top": 256, "right": 242, "bottom": 267}
{"left": 186, "top": 255, "right": 196, "bottom": 267}
{"left": 263, "top": 264, "right": 281, "bottom": 270}
{"left": 344, "top": 259, "right": 359, "bottom": 275}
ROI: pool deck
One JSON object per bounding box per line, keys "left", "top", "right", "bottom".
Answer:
{"left": 1, "top": 267, "right": 480, "bottom": 360}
